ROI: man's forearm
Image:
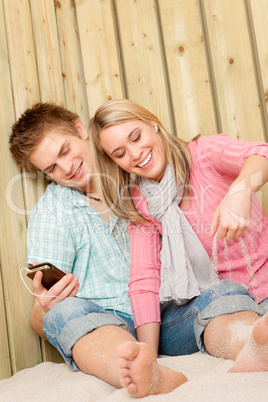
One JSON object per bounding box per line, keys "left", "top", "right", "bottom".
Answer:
{"left": 29, "top": 299, "right": 48, "bottom": 339}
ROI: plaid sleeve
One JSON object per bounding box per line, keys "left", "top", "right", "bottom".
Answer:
{"left": 27, "top": 204, "right": 76, "bottom": 272}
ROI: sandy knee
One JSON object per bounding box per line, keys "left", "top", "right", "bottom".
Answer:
{"left": 252, "top": 312, "right": 268, "bottom": 346}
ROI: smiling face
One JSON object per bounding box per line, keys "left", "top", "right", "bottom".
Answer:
{"left": 99, "top": 120, "right": 166, "bottom": 181}
{"left": 29, "top": 123, "right": 94, "bottom": 192}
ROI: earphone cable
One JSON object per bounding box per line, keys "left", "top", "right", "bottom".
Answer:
{"left": 19, "top": 267, "right": 63, "bottom": 301}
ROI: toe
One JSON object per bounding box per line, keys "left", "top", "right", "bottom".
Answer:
{"left": 120, "top": 375, "right": 131, "bottom": 387}
{"left": 118, "top": 357, "right": 131, "bottom": 369}
{"left": 119, "top": 368, "right": 130, "bottom": 378}
{"left": 127, "top": 382, "right": 137, "bottom": 396}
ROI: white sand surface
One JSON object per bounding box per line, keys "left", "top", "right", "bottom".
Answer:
{"left": 0, "top": 353, "right": 267, "bottom": 401}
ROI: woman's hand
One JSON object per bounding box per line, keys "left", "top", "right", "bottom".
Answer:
{"left": 210, "top": 181, "right": 252, "bottom": 241}
{"left": 210, "top": 154, "right": 268, "bottom": 241}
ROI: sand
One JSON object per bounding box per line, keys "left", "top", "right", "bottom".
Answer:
{"left": 0, "top": 352, "right": 267, "bottom": 401}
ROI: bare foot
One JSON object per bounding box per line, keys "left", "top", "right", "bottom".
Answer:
{"left": 116, "top": 341, "right": 187, "bottom": 398}
{"left": 229, "top": 312, "right": 268, "bottom": 372}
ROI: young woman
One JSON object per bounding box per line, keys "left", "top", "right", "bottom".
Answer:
{"left": 89, "top": 98, "right": 268, "bottom": 373}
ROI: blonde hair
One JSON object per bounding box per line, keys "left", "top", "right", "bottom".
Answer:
{"left": 90, "top": 99, "right": 191, "bottom": 222}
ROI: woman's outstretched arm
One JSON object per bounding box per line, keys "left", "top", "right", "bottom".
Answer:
{"left": 210, "top": 155, "right": 268, "bottom": 240}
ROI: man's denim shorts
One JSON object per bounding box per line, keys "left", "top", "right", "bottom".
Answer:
{"left": 43, "top": 297, "right": 136, "bottom": 371}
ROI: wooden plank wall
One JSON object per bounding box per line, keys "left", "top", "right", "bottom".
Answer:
{"left": 0, "top": 0, "right": 267, "bottom": 379}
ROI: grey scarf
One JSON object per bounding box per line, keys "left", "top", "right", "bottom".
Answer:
{"left": 139, "top": 163, "right": 216, "bottom": 304}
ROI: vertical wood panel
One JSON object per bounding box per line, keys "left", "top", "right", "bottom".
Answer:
{"left": 54, "top": 0, "right": 89, "bottom": 125}
{"left": 3, "top": 0, "right": 40, "bottom": 116}
{"left": 249, "top": 0, "right": 268, "bottom": 137}
{"left": 202, "top": 0, "right": 265, "bottom": 141}
{"left": 1, "top": 0, "right": 42, "bottom": 374}
{"left": 29, "top": 0, "right": 65, "bottom": 105}
{"left": 76, "top": 0, "right": 124, "bottom": 114}
{"left": 0, "top": 0, "right": 11, "bottom": 379}
{"left": 159, "top": 0, "right": 217, "bottom": 140}
{"left": 0, "top": 272, "right": 11, "bottom": 379}
{"left": 3, "top": 0, "right": 42, "bottom": 215}
{"left": 116, "top": 0, "right": 173, "bottom": 132}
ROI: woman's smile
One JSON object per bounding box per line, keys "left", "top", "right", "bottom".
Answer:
{"left": 136, "top": 150, "right": 153, "bottom": 169}
{"left": 100, "top": 120, "right": 166, "bottom": 181}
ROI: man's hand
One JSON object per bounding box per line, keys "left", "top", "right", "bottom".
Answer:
{"left": 29, "top": 262, "right": 79, "bottom": 338}
{"left": 32, "top": 269, "right": 79, "bottom": 310}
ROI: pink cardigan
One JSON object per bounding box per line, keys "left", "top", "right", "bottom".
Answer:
{"left": 128, "top": 134, "right": 268, "bottom": 327}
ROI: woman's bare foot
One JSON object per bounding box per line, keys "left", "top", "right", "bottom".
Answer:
{"left": 229, "top": 312, "right": 268, "bottom": 372}
{"left": 116, "top": 341, "right": 187, "bottom": 398}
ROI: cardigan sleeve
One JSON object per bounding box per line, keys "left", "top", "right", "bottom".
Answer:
{"left": 207, "top": 134, "right": 268, "bottom": 177}
{"left": 128, "top": 220, "right": 162, "bottom": 327}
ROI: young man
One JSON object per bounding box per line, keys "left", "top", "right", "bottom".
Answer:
{"left": 9, "top": 103, "right": 268, "bottom": 398}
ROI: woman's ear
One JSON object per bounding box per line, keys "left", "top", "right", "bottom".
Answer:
{"left": 73, "top": 119, "right": 89, "bottom": 139}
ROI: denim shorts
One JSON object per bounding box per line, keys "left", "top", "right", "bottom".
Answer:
{"left": 43, "top": 280, "right": 263, "bottom": 370}
{"left": 43, "top": 297, "right": 137, "bottom": 371}
{"left": 259, "top": 296, "right": 268, "bottom": 313}
{"left": 159, "top": 280, "right": 263, "bottom": 355}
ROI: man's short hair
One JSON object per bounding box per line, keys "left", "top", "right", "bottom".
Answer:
{"left": 9, "top": 103, "right": 79, "bottom": 172}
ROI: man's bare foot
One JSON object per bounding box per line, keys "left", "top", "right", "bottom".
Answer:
{"left": 116, "top": 341, "right": 187, "bottom": 398}
{"left": 229, "top": 312, "right": 268, "bottom": 372}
